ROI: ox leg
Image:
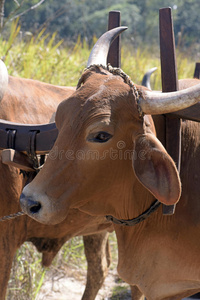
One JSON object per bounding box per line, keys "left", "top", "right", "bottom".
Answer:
{"left": 0, "top": 223, "right": 25, "bottom": 300}
{"left": 131, "top": 285, "right": 145, "bottom": 300}
{"left": 82, "top": 231, "right": 111, "bottom": 300}
{"left": 0, "top": 244, "right": 16, "bottom": 299}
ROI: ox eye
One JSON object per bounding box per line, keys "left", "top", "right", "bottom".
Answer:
{"left": 88, "top": 131, "right": 113, "bottom": 143}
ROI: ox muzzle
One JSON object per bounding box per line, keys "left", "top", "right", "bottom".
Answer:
{"left": 19, "top": 186, "right": 68, "bottom": 225}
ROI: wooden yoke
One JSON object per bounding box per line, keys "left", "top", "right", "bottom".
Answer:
{"left": 159, "top": 7, "right": 181, "bottom": 215}
{"left": 1, "top": 121, "right": 58, "bottom": 172}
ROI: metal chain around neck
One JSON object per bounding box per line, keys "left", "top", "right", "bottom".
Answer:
{"left": 106, "top": 200, "right": 161, "bottom": 226}
{"left": 0, "top": 211, "right": 25, "bottom": 222}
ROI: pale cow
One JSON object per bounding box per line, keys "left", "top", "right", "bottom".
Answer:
{"left": 0, "top": 65, "right": 115, "bottom": 300}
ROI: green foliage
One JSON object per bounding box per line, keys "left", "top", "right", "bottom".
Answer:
{"left": 6, "top": 242, "right": 46, "bottom": 300}
{"left": 54, "top": 236, "right": 86, "bottom": 269}
{"left": 3, "top": 0, "right": 200, "bottom": 52}
{"left": 6, "top": 237, "right": 86, "bottom": 299}
{"left": 111, "top": 285, "right": 131, "bottom": 299}
{"left": 1, "top": 21, "right": 90, "bottom": 86}
{"left": 7, "top": 233, "right": 120, "bottom": 299}
{"left": 1, "top": 19, "right": 196, "bottom": 90}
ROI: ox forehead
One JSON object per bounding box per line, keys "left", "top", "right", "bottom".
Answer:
{"left": 55, "top": 66, "right": 140, "bottom": 131}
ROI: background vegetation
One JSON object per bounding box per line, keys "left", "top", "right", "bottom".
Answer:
{"left": 1, "top": 0, "right": 199, "bottom": 299}
{"left": 1, "top": 0, "right": 199, "bottom": 85}
{"left": 3, "top": 0, "right": 200, "bottom": 54}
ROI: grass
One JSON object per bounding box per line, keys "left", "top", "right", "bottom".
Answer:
{"left": 3, "top": 19, "right": 198, "bottom": 299}
{"left": 7, "top": 233, "right": 119, "bottom": 299}
{"left": 110, "top": 286, "right": 131, "bottom": 300}
{"left": 6, "top": 243, "right": 46, "bottom": 300}
{"left": 7, "top": 236, "right": 86, "bottom": 299}
{"left": 1, "top": 20, "right": 196, "bottom": 88}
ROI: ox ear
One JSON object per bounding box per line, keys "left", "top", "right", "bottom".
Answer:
{"left": 132, "top": 134, "right": 181, "bottom": 205}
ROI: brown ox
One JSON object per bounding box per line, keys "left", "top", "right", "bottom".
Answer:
{"left": 0, "top": 66, "right": 115, "bottom": 300}
{"left": 20, "top": 27, "right": 200, "bottom": 299}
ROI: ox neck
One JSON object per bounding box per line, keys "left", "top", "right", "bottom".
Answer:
{"left": 106, "top": 200, "right": 161, "bottom": 226}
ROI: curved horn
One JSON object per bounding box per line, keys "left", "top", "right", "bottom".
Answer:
{"left": 0, "top": 60, "right": 8, "bottom": 101}
{"left": 87, "top": 26, "right": 128, "bottom": 67}
{"left": 139, "top": 83, "right": 200, "bottom": 115}
{"left": 141, "top": 67, "right": 157, "bottom": 89}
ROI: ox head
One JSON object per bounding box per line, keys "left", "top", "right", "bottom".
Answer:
{"left": 20, "top": 27, "right": 200, "bottom": 225}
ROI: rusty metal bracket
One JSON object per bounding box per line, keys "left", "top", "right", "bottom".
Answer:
{"left": 27, "top": 131, "right": 38, "bottom": 157}
{"left": 6, "top": 129, "right": 16, "bottom": 149}
{"left": 26, "top": 130, "right": 41, "bottom": 172}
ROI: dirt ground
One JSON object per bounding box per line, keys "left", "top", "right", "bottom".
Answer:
{"left": 35, "top": 268, "right": 200, "bottom": 300}
{"left": 36, "top": 266, "right": 200, "bottom": 300}
{"left": 36, "top": 265, "right": 132, "bottom": 300}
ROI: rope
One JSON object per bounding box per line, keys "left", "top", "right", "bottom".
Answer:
{"left": 0, "top": 211, "right": 25, "bottom": 222}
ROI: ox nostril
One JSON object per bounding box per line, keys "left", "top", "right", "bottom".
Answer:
{"left": 29, "top": 200, "right": 42, "bottom": 214}
{"left": 20, "top": 193, "right": 42, "bottom": 215}
{"left": 27, "top": 199, "right": 42, "bottom": 214}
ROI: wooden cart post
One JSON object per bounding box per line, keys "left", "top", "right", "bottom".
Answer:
{"left": 159, "top": 7, "right": 181, "bottom": 215}
{"left": 107, "top": 10, "right": 121, "bottom": 68}
{"left": 194, "top": 62, "right": 200, "bottom": 79}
